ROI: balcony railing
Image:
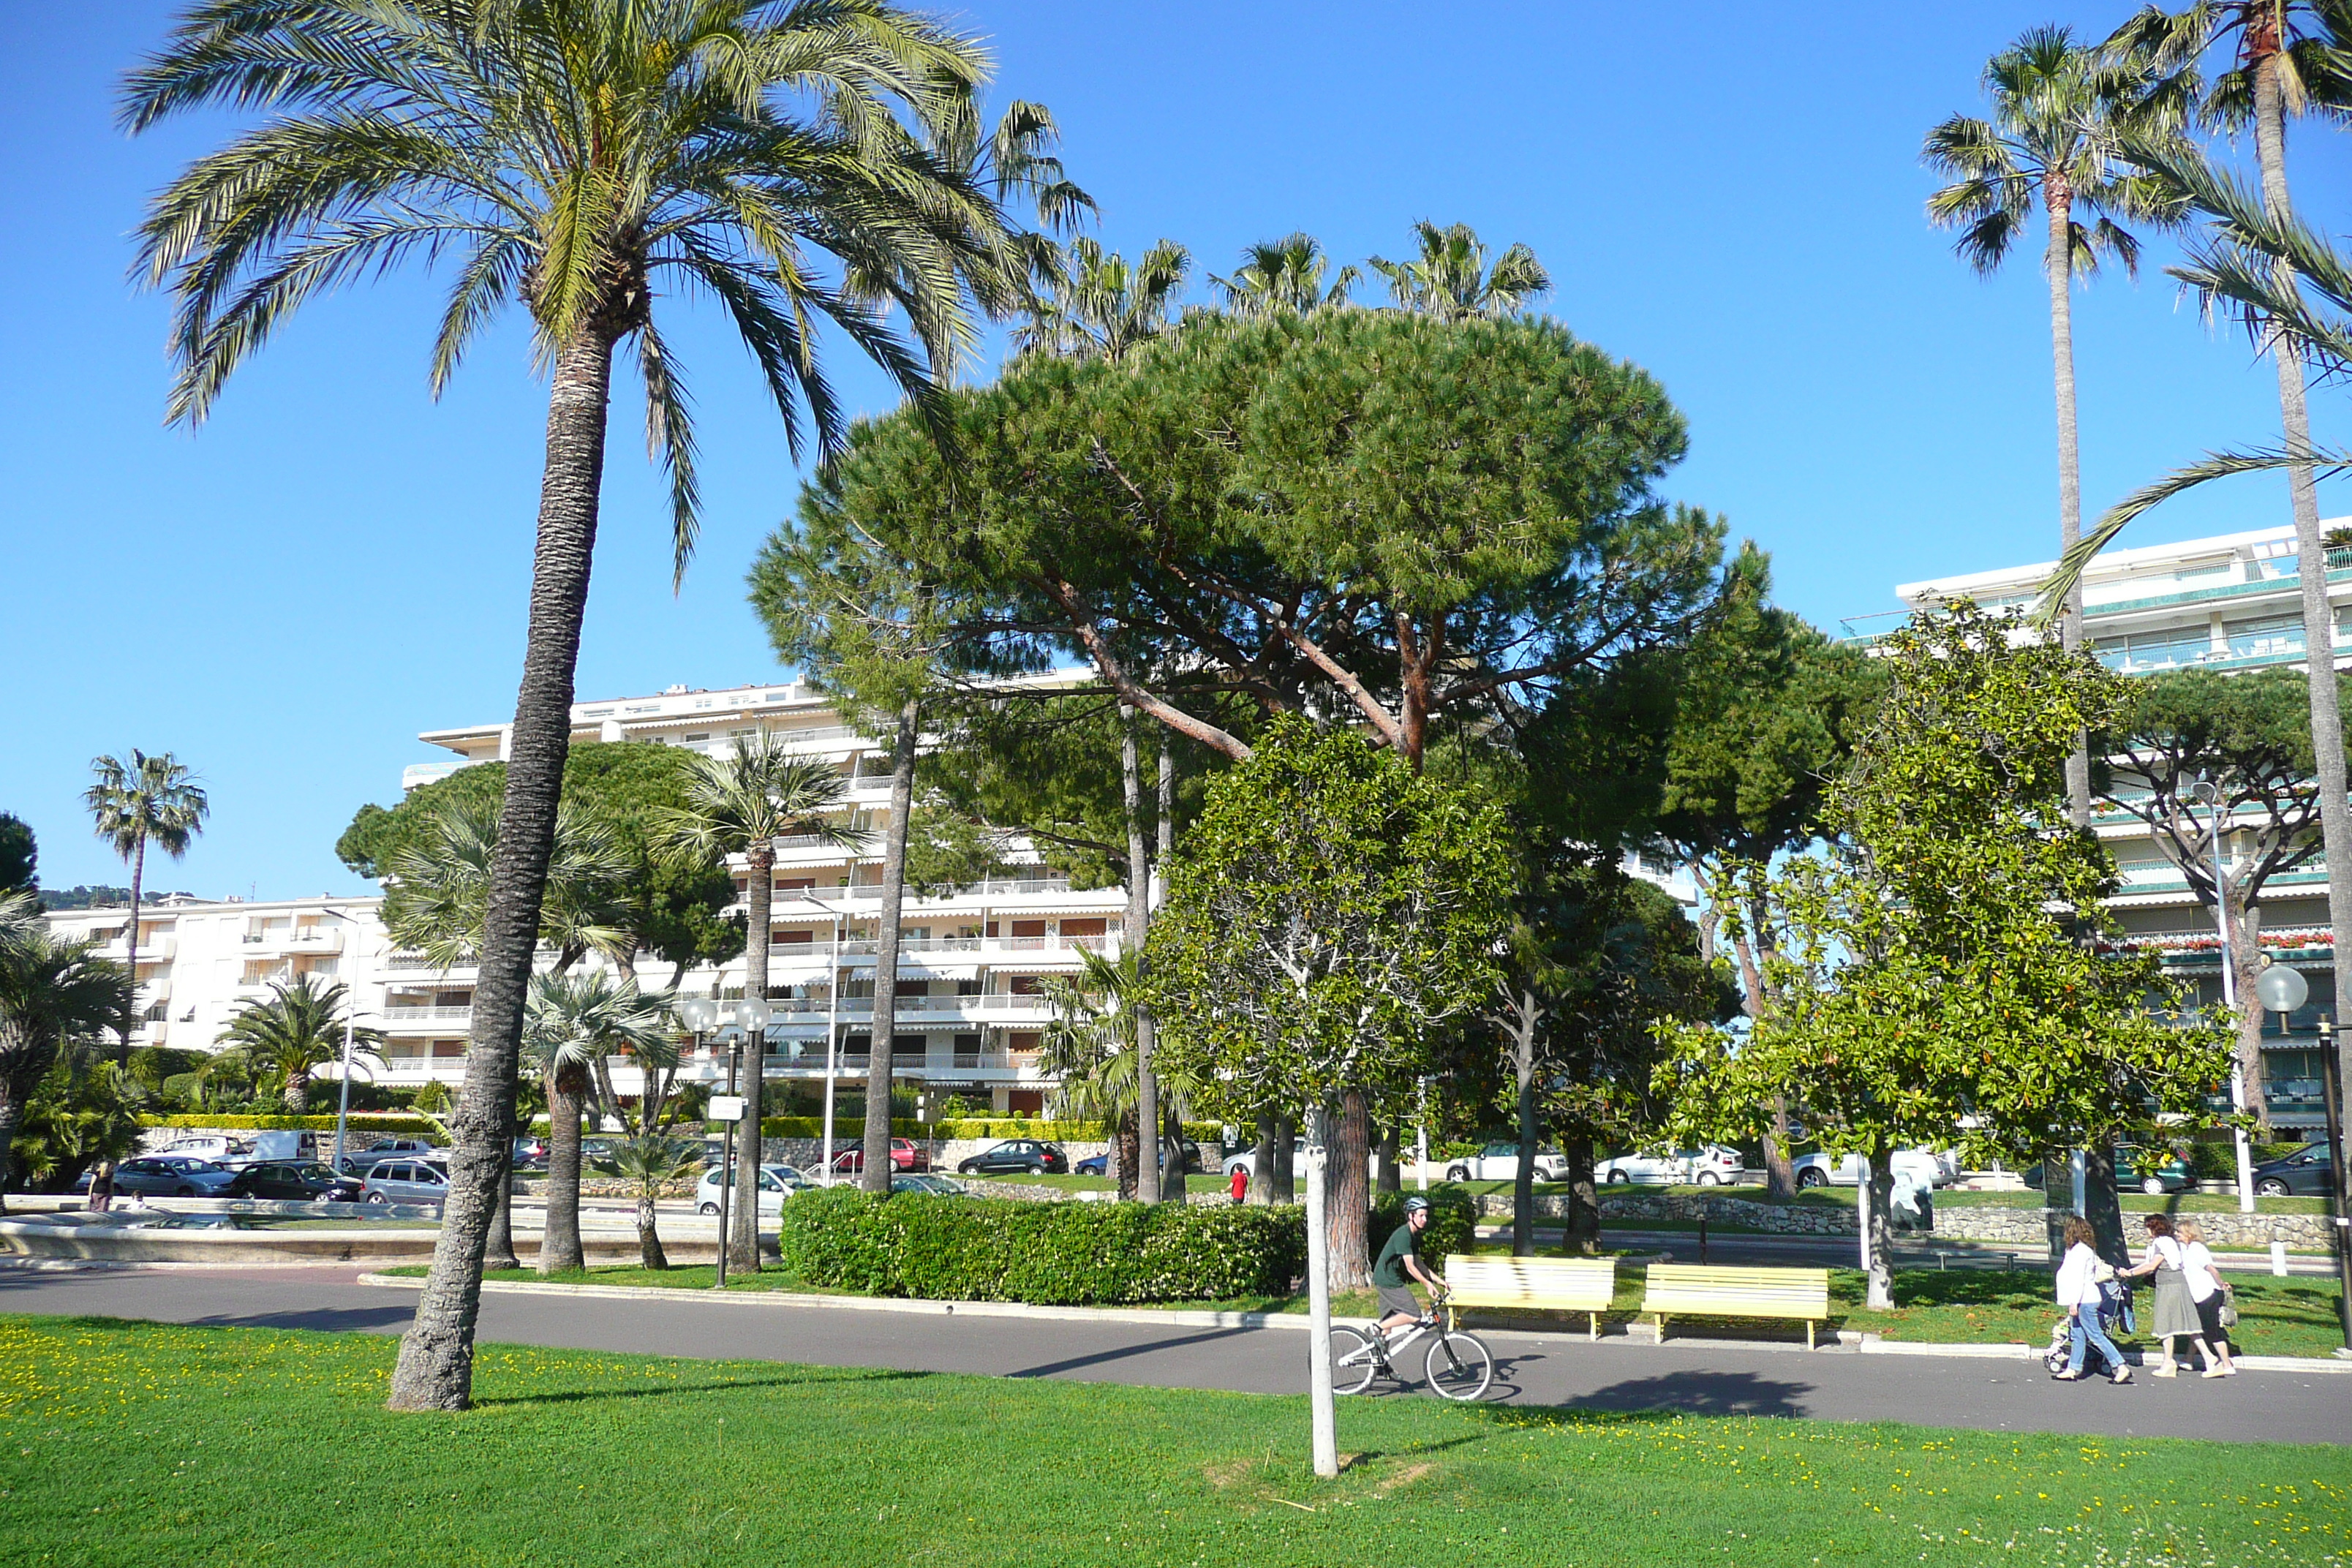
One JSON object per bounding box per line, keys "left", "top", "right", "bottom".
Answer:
{"left": 382, "top": 1004, "right": 475, "bottom": 1022}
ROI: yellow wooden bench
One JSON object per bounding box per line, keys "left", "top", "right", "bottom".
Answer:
{"left": 1441, "top": 1254, "right": 1618, "bottom": 1341}
{"left": 1640, "top": 1264, "right": 1832, "bottom": 1349}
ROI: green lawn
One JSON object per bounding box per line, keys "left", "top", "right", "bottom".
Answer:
{"left": 1, "top": 1316, "right": 2344, "bottom": 1568}
{"left": 953, "top": 1171, "right": 1117, "bottom": 1192}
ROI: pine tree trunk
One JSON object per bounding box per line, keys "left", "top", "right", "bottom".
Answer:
{"left": 1122, "top": 708, "right": 1158, "bottom": 1203}
{"left": 2253, "top": 55, "right": 2352, "bottom": 1131}
{"left": 730, "top": 840, "right": 772, "bottom": 1272}
{"left": 538, "top": 1073, "right": 585, "bottom": 1275}
{"left": 2046, "top": 181, "right": 2092, "bottom": 831}
{"left": 1562, "top": 1136, "right": 1599, "bottom": 1255}
{"left": 862, "top": 700, "right": 919, "bottom": 1194}
{"left": 388, "top": 328, "right": 614, "bottom": 1412}
{"left": 1512, "top": 1000, "right": 1539, "bottom": 1256}
{"left": 1327, "top": 1090, "right": 1372, "bottom": 1288}
{"left": 2228, "top": 891, "right": 2273, "bottom": 1137}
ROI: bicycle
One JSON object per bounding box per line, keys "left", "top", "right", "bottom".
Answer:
{"left": 1329, "top": 1289, "right": 1493, "bottom": 1401}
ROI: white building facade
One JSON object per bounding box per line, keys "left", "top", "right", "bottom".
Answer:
{"left": 1873, "top": 521, "right": 2348, "bottom": 1136}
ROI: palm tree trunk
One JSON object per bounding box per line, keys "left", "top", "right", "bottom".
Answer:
{"left": 1327, "top": 1090, "right": 1372, "bottom": 1288}
{"left": 1122, "top": 707, "right": 1158, "bottom": 1204}
{"left": 388, "top": 328, "right": 614, "bottom": 1412}
{"left": 862, "top": 699, "right": 919, "bottom": 1194}
{"left": 120, "top": 840, "right": 145, "bottom": 1066}
{"left": 0, "top": 1071, "right": 31, "bottom": 1215}
{"left": 730, "top": 840, "right": 772, "bottom": 1272}
{"left": 637, "top": 1191, "right": 668, "bottom": 1270}
{"left": 2046, "top": 183, "right": 2092, "bottom": 831}
{"left": 483, "top": 1149, "right": 519, "bottom": 1272}
{"left": 2253, "top": 55, "right": 2352, "bottom": 1129}
{"left": 540, "top": 1072, "right": 585, "bottom": 1274}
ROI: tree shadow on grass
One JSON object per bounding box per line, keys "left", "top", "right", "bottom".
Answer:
{"left": 476, "top": 1367, "right": 932, "bottom": 1409}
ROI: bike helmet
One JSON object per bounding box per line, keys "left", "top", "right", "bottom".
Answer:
{"left": 1401, "top": 1195, "right": 1431, "bottom": 1215}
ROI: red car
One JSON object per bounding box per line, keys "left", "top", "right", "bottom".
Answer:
{"left": 829, "top": 1138, "right": 929, "bottom": 1174}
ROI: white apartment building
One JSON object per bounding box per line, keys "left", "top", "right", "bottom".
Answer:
{"left": 1869, "top": 520, "right": 2348, "bottom": 1135}
{"left": 50, "top": 679, "right": 1130, "bottom": 1115}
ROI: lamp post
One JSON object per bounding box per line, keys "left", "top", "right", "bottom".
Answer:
{"left": 314, "top": 905, "right": 372, "bottom": 1173}
{"left": 675, "top": 998, "right": 722, "bottom": 1284}
{"left": 729, "top": 997, "right": 773, "bottom": 1274}
{"left": 2319, "top": 1015, "right": 2352, "bottom": 1354}
{"left": 2190, "top": 776, "right": 2259, "bottom": 1213}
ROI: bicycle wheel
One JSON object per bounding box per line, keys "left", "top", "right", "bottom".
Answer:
{"left": 1424, "top": 1331, "right": 1493, "bottom": 1401}
{"left": 1329, "top": 1327, "right": 1380, "bottom": 1395}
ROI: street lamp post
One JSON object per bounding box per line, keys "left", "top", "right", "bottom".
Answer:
{"left": 674, "top": 998, "right": 721, "bottom": 1284}
{"left": 2191, "top": 777, "right": 2259, "bottom": 1213}
{"left": 314, "top": 906, "right": 371, "bottom": 1173}
{"left": 729, "top": 997, "right": 773, "bottom": 1274}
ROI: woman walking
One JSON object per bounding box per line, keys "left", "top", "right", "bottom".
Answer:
{"left": 2176, "top": 1218, "right": 2239, "bottom": 1377}
{"left": 2125, "top": 1214, "right": 2220, "bottom": 1377}
{"left": 2053, "top": 1215, "right": 2133, "bottom": 1383}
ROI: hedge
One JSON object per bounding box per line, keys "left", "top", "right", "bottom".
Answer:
{"left": 775, "top": 1186, "right": 1304, "bottom": 1305}
{"left": 749, "top": 1117, "right": 1221, "bottom": 1142}
{"left": 141, "top": 1113, "right": 444, "bottom": 1136}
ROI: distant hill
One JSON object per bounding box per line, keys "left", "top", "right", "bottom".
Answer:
{"left": 36, "top": 886, "right": 195, "bottom": 911}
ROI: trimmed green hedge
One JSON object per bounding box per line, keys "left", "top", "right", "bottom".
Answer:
{"left": 141, "top": 1113, "right": 443, "bottom": 1135}
{"left": 1371, "top": 1185, "right": 1479, "bottom": 1264}
{"left": 750, "top": 1117, "right": 1221, "bottom": 1142}
{"left": 775, "top": 1187, "right": 1304, "bottom": 1305}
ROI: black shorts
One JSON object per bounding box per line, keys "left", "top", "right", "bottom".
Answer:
{"left": 1377, "top": 1284, "right": 1422, "bottom": 1319}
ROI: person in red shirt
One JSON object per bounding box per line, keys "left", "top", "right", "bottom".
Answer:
{"left": 1229, "top": 1163, "right": 1249, "bottom": 1205}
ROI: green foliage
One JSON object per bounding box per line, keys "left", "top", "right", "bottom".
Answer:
{"left": 12, "top": 1060, "right": 145, "bottom": 1190}
{"left": 125, "top": 1046, "right": 206, "bottom": 1096}
{"left": 215, "top": 976, "right": 383, "bottom": 1113}
{"left": 0, "top": 813, "right": 33, "bottom": 896}
{"left": 1657, "top": 604, "right": 2235, "bottom": 1168}
{"left": 412, "top": 1079, "right": 451, "bottom": 1115}
{"left": 1150, "top": 718, "right": 1511, "bottom": 1121}
{"left": 752, "top": 1116, "right": 1218, "bottom": 1142}
{"left": 139, "top": 1112, "right": 443, "bottom": 1134}
{"left": 1368, "top": 1184, "right": 1478, "bottom": 1264}
{"left": 774, "top": 1186, "right": 1303, "bottom": 1304}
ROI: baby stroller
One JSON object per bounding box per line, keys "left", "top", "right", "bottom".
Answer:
{"left": 2043, "top": 1278, "right": 2136, "bottom": 1375}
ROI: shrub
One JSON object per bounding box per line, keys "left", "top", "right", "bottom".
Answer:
{"left": 139, "top": 1112, "right": 444, "bottom": 1135}
{"left": 1369, "top": 1184, "right": 1478, "bottom": 1265}
{"left": 775, "top": 1188, "right": 1305, "bottom": 1305}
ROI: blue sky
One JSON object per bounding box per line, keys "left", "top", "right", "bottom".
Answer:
{"left": 5, "top": 1, "right": 2349, "bottom": 901}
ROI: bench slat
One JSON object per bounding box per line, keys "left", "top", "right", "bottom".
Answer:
{"left": 1440, "top": 1254, "right": 1617, "bottom": 1340}
{"left": 1639, "top": 1264, "right": 1831, "bottom": 1349}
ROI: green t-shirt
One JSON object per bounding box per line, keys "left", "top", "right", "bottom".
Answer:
{"left": 1373, "top": 1221, "right": 1420, "bottom": 1289}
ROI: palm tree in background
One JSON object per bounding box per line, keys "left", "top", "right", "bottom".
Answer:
{"left": 1037, "top": 950, "right": 1201, "bottom": 1200}
{"left": 0, "top": 894, "right": 132, "bottom": 1207}
{"left": 1210, "top": 233, "right": 1359, "bottom": 315}
{"left": 521, "top": 970, "right": 673, "bottom": 1275}
{"left": 382, "top": 799, "right": 632, "bottom": 971}
{"left": 660, "top": 737, "right": 862, "bottom": 1268}
{"left": 592, "top": 1132, "right": 704, "bottom": 1269}
{"left": 1012, "top": 236, "right": 1192, "bottom": 361}
{"left": 216, "top": 976, "right": 385, "bottom": 1112}
{"left": 124, "top": 0, "right": 1066, "bottom": 1411}
{"left": 83, "top": 751, "right": 206, "bottom": 1062}
{"left": 1368, "top": 221, "right": 1550, "bottom": 321}
{"left": 1923, "top": 25, "right": 2187, "bottom": 829}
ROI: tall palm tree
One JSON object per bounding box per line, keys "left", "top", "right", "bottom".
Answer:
{"left": 660, "top": 736, "right": 861, "bottom": 1265}
{"left": 1011, "top": 236, "right": 1191, "bottom": 361}
{"left": 521, "top": 970, "right": 672, "bottom": 1274}
{"left": 382, "top": 799, "right": 632, "bottom": 971}
{"left": 591, "top": 1131, "right": 703, "bottom": 1268}
{"left": 124, "top": 0, "right": 1055, "bottom": 1411}
{"left": 0, "top": 893, "right": 132, "bottom": 1207}
{"left": 1368, "top": 220, "right": 1550, "bottom": 322}
{"left": 1923, "top": 26, "right": 2186, "bottom": 829}
{"left": 1037, "top": 949, "right": 1201, "bottom": 1199}
{"left": 83, "top": 751, "right": 206, "bottom": 1061}
{"left": 216, "top": 976, "right": 385, "bottom": 1112}
{"left": 1209, "top": 233, "right": 1359, "bottom": 315}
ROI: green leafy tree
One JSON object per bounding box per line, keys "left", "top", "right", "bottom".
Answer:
{"left": 0, "top": 814, "right": 34, "bottom": 897}
{"left": 1924, "top": 25, "right": 2187, "bottom": 827}
{"left": 1210, "top": 233, "right": 1359, "bottom": 314}
{"left": 124, "top": 0, "right": 1066, "bottom": 1411}
{"left": 659, "top": 737, "right": 859, "bottom": 1257}
{"left": 591, "top": 1132, "right": 703, "bottom": 1270}
{"left": 1368, "top": 220, "right": 1550, "bottom": 320}
{"left": 1657, "top": 606, "right": 2233, "bottom": 1304}
{"left": 1149, "top": 719, "right": 1511, "bottom": 1285}
{"left": 12, "top": 1057, "right": 146, "bottom": 1196}
{"left": 2097, "top": 667, "right": 2340, "bottom": 1132}
{"left": 83, "top": 750, "right": 206, "bottom": 1060}
{"left": 521, "top": 971, "right": 672, "bottom": 1275}
{"left": 0, "top": 894, "right": 131, "bottom": 1202}
{"left": 216, "top": 976, "right": 385, "bottom": 1113}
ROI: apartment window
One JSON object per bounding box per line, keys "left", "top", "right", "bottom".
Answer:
{"left": 2095, "top": 629, "right": 2213, "bottom": 674}
{"left": 2224, "top": 614, "right": 2304, "bottom": 661}
{"left": 684, "top": 732, "right": 710, "bottom": 742}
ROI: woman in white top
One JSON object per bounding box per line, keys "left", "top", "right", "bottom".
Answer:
{"left": 2176, "top": 1218, "right": 2237, "bottom": 1376}
{"left": 2123, "top": 1213, "right": 2218, "bottom": 1376}
{"left": 2052, "top": 1215, "right": 2132, "bottom": 1383}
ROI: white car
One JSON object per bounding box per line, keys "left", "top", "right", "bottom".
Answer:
{"left": 695, "top": 1164, "right": 809, "bottom": 1215}
{"left": 1598, "top": 1146, "right": 1745, "bottom": 1186}
{"left": 1792, "top": 1149, "right": 1947, "bottom": 1190}
{"left": 1221, "top": 1141, "right": 1304, "bottom": 1180}
{"left": 1442, "top": 1141, "right": 1569, "bottom": 1183}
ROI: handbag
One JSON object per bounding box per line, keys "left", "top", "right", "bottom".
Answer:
{"left": 2218, "top": 1284, "right": 2239, "bottom": 1329}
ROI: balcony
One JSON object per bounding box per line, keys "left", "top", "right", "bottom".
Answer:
{"left": 382, "top": 1004, "right": 475, "bottom": 1024}
{"left": 93, "top": 933, "right": 176, "bottom": 962}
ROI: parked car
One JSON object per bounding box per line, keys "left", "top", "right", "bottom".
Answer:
{"left": 1792, "top": 1149, "right": 1943, "bottom": 1190}
{"left": 511, "top": 1137, "right": 549, "bottom": 1169}
{"left": 1221, "top": 1140, "right": 1305, "bottom": 1180}
{"left": 162, "top": 1137, "right": 244, "bottom": 1164}
{"left": 957, "top": 1139, "right": 1067, "bottom": 1175}
{"left": 225, "top": 1161, "right": 363, "bottom": 1202}
{"left": 2253, "top": 1141, "right": 2338, "bottom": 1197}
{"left": 360, "top": 1160, "right": 451, "bottom": 1205}
{"left": 694, "top": 1164, "right": 809, "bottom": 1215}
{"left": 1599, "top": 1146, "right": 1745, "bottom": 1186}
{"left": 75, "top": 1155, "right": 240, "bottom": 1198}
{"left": 892, "top": 1174, "right": 968, "bottom": 1196}
{"left": 1444, "top": 1141, "right": 1569, "bottom": 1183}
{"left": 829, "top": 1138, "right": 929, "bottom": 1175}
{"left": 2117, "top": 1145, "right": 2198, "bottom": 1196}
{"left": 356, "top": 1137, "right": 442, "bottom": 1161}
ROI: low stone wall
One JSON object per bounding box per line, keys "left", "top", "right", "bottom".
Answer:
{"left": 1472, "top": 1191, "right": 2340, "bottom": 1252}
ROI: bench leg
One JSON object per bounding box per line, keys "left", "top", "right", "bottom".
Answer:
{"left": 1588, "top": 1311, "right": 1599, "bottom": 1343}
{"left": 1806, "top": 1319, "right": 1814, "bottom": 1351}
{"left": 1654, "top": 1313, "right": 1665, "bottom": 1343}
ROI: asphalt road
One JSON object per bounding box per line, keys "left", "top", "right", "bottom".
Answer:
{"left": 2, "top": 1263, "right": 2344, "bottom": 1445}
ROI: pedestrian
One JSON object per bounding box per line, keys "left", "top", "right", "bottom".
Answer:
{"left": 2122, "top": 1214, "right": 2220, "bottom": 1377}
{"left": 2175, "top": 1218, "right": 2238, "bottom": 1377}
{"left": 2053, "top": 1215, "right": 2133, "bottom": 1384}
{"left": 1229, "top": 1161, "right": 1249, "bottom": 1205}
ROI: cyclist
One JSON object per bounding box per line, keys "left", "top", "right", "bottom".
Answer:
{"left": 1373, "top": 1195, "right": 1442, "bottom": 1341}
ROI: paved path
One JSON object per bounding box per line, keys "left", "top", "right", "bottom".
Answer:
{"left": 2, "top": 1264, "right": 2344, "bottom": 1445}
